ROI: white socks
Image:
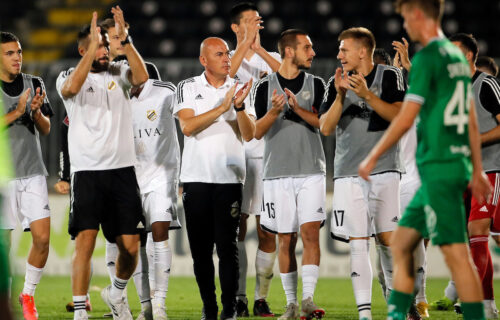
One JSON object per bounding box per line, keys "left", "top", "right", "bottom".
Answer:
{"left": 153, "top": 240, "right": 172, "bottom": 303}
{"left": 350, "top": 239, "right": 372, "bottom": 320}
{"left": 23, "top": 263, "right": 43, "bottom": 296}
{"left": 146, "top": 233, "right": 155, "bottom": 293}
{"left": 237, "top": 241, "right": 248, "bottom": 298}
{"left": 376, "top": 244, "right": 393, "bottom": 297}
{"left": 414, "top": 240, "right": 427, "bottom": 303}
{"left": 133, "top": 245, "right": 151, "bottom": 310}
{"left": 280, "top": 271, "right": 298, "bottom": 305}
{"left": 73, "top": 295, "right": 87, "bottom": 318}
{"left": 302, "top": 264, "right": 319, "bottom": 300}
{"left": 105, "top": 241, "right": 118, "bottom": 284}
{"left": 445, "top": 280, "right": 458, "bottom": 302}
{"left": 110, "top": 277, "right": 128, "bottom": 301}
{"left": 254, "top": 249, "right": 276, "bottom": 300}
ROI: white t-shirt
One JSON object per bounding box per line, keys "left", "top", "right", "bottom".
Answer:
{"left": 132, "top": 79, "right": 180, "bottom": 193}
{"left": 400, "top": 123, "right": 420, "bottom": 185}
{"left": 56, "top": 61, "right": 136, "bottom": 173}
{"left": 230, "top": 50, "right": 282, "bottom": 158}
{"left": 173, "top": 73, "right": 255, "bottom": 184}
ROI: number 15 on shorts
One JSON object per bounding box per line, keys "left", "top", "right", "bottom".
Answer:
{"left": 263, "top": 201, "right": 275, "bottom": 219}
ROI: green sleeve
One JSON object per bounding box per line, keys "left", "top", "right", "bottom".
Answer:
{"left": 405, "top": 51, "right": 434, "bottom": 106}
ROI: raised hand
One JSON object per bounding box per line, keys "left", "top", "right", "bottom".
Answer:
{"left": 222, "top": 82, "right": 239, "bottom": 112}
{"left": 270, "top": 89, "right": 286, "bottom": 116}
{"left": 89, "top": 11, "right": 100, "bottom": 48}
{"left": 348, "top": 73, "right": 369, "bottom": 99}
{"left": 284, "top": 88, "right": 299, "bottom": 111}
{"left": 30, "top": 87, "right": 46, "bottom": 112}
{"left": 15, "top": 88, "right": 31, "bottom": 117}
{"left": 392, "top": 37, "right": 411, "bottom": 71}
{"left": 243, "top": 15, "right": 263, "bottom": 45}
{"left": 111, "top": 6, "right": 128, "bottom": 41}
{"left": 334, "top": 68, "right": 349, "bottom": 95}
{"left": 250, "top": 32, "right": 262, "bottom": 51}
{"left": 234, "top": 78, "right": 253, "bottom": 107}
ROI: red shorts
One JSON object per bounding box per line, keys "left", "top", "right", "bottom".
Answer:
{"left": 469, "top": 172, "right": 500, "bottom": 232}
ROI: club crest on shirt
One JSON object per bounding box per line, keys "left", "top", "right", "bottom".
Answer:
{"left": 147, "top": 110, "right": 157, "bottom": 121}
{"left": 108, "top": 81, "right": 116, "bottom": 90}
{"left": 301, "top": 90, "right": 311, "bottom": 100}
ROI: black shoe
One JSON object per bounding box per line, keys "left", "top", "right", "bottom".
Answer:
{"left": 253, "top": 299, "right": 275, "bottom": 317}
{"left": 201, "top": 307, "right": 218, "bottom": 320}
{"left": 236, "top": 298, "right": 249, "bottom": 317}
{"left": 454, "top": 302, "right": 462, "bottom": 314}
{"left": 219, "top": 309, "right": 236, "bottom": 320}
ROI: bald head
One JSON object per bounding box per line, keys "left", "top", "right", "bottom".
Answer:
{"left": 199, "top": 37, "right": 231, "bottom": 78}
{"left": 200, "top": 37, "right": 229, "bottom": 57}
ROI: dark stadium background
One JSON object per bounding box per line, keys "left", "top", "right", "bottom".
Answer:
{"left": 3, "top": 0, "right": 498, "bottom": 189}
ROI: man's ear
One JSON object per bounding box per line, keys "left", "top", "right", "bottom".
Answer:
{"left": 78, "top": 46, "right": 86, "bottom": 57}
{"left": 199, "top": 55, "right": 207, "bottom": 67}
{"left": 231, "top": 23, "right": 239, "bottom": 34}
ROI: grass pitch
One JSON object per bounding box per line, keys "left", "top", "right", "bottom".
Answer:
{"left": 11, "top": 276, "right": 498, "bottom": 319}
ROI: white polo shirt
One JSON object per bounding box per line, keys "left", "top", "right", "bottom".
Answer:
{"left": 173, "top": 73, "right": 255, "bottom": 184}
{"left": 56, "top": 61, "right": 136, "bottom": 173}
{"left": 131, "top": 79, "right": 180, "bottom": 193}
{"left": 230, "top": 50, "right": 281, "bottom": 159}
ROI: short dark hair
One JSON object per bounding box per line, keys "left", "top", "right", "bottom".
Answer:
{"left": 99, "top": 18, "right": 130, "bottom": 32}
{"left": 394, "top": 0, "right": 444, "bottom": 21}
{"left": 278, "top": 29, "right": 308, "bottom": 58}
{"left": 77, "top": 24, "right": 107, "bottom": 47}
{"left": 374, "top": 48, "right": 392, "bottom": 66}
{"left": 0, "top": 31, "right": 19, "bottom": 44}
{"left": 230, "top": 2, "right": 258, "bottom": 24}
{"left": 476, "top": 56, "right": 499, "bottom": 77}
{"left": 338, "top": 27, "right": 376, "bottom": 55}
{"left": 449, "top": 33, "right": 478, "bottom": 63}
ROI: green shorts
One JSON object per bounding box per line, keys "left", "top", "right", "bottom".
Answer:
{"left": 399, "top": 161, "right": 470, "bottom": 245}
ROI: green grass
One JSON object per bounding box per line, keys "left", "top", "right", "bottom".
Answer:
{"left": 11, "top": 276, "right": 500, "bottom": 319}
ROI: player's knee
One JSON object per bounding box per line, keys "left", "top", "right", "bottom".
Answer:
{"left": 32, "top": 233, "right": 50, "bottom": 252}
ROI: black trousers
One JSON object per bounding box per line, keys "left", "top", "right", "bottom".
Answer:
{"left": 183, "top": 182, "right": 242, "bottom": 315}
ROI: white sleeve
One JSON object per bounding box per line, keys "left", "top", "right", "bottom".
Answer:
{"left": 55, "top": 68, "right": 74, "bottom": 100}
{"left": 118, "top": 61, "right": 132, "bottom": 89}
{"left": 173, "top": 80, "right": 196, "bottom": 117}
{"left": 262, "top": 52, "right": 282, "bottom": 75}
{"left": 244, "top": 94, "right": 255, "bottom": 117}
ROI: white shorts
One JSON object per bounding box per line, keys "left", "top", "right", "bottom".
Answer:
{"left": 141, "top": 182, "right": 181, "bottom": 232}
{"left": 241, "top": 157, "right": 263, "bottom": 216}
{"left": 400, "top": 177, "right": 420, "bottom": 214}
{"left": 260, "top": 175, "right": 326, "bottom": 234}
{"left": 331, "top": 172, "right": 400, "bottom": 241}
{"left": 1, "top": 175, "right": 50, "bottom": 230}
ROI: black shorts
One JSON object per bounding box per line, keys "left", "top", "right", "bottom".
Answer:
{"left": 69, "top": 167, "right": 144, "bottom": 243}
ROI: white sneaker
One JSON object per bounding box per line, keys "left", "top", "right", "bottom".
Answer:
{"left": 484, "top": 300, "right": 499, "bottom": 319}
{"left": 152, "top": 297, "right": 167, "bottom": 320}
{"left": 278, "top": 303, "right": 299, "bottom": 320}
{"left": 101, "top": 285, "right": 133, "bottom": 320}
{"left": 74, "top": 309, "right": 89, "bottom": 320}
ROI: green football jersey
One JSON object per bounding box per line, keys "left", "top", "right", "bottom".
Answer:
{"left": 406, "top": 37, "right": 472, "bottom": 170}
{"left": 0, "top": 96, "right": 13, "bottom": 186}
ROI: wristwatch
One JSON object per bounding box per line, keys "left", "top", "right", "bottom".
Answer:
{"left": 121, "top": 35, "right": 133, "bottom": 46}
{"left": 234, "top": 103, "right": 246, "bottom": 112}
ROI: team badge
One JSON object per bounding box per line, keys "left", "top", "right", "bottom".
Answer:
{"left": 147, "top": 110, "right": 157, "bottom": 121}
{"left": 108, "top": 81, "right": 116, "bottom": 90}
{"left": 301, "top": 91, "right": 311, "bottom": 100}
{"left": 230, "top": 201, "right": 240, "bottom": 218}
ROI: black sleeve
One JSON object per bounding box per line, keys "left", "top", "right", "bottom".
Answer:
{"left": 145, "top": 61, "right": 161, "bottom": 81}
{"left": 318, "top": 75, "right": 337, "bottom": 117}
{"left": 59, "top": 114, "right": 70, "bottom": 182}
{"left": 252, "top": 79, "right": 269, "bottom": 120}
{"left": 380, "top": 68, "right": 406, "bottom": 103}
{"left": 479, "top": 76, "right": 500, "bottom": 117}
{"left": 31, "top": 77, "right": 54, "bottom": 117}
{"left": 312, "top": 77, "right": 326, "bottom": 114}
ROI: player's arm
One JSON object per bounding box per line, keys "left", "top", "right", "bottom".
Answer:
{"left": 255, "top": 78, "right": 284, "bottom": 139}
{"left": 468, "top": 99, "right": 493, "bottom": 204}
{"left": 319, "top": 68, "right": 347, "bottom": 136}
{"left": 358, "top": 100, "right": 420, "bottom": 180}
{"left": 234, "top": 80, "right": 256, "bottom": 141}
{"left": 283, "top": 77, "right": 324, "bottom": 128}
{"left": 479, "top": 78, "right": 500, "bottom": 145}
{"left": 112, "top": 6, "right": 148, "bottom": 86}
{"left": 60, "top": 12, "right": 100, "bottom": 99}
{"left": 54, "top": 116, "right": 70, "bottom": 194}
{"left": 253, "top": 34, "right": 281, "bottom": 72}
{"left": 177, "top": 83, "right": 237, "bottom": 137}
{"left": 348, "top": 70, "right": 404, "bottom": 121}
{"left": 30, "top": 87, "right": 51, "bottom": 136}
{"left": 229, "top": 16, "right": 261, "bottom": 78}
